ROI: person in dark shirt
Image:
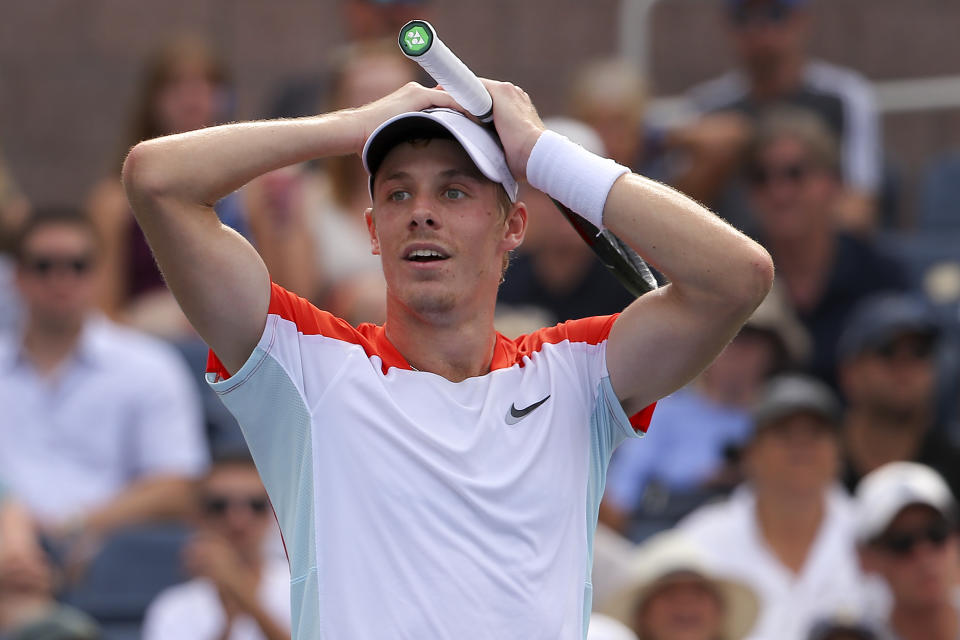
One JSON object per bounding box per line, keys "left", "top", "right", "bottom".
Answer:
{"left": 837, "top": 294, "right": 960, "bottom": 499}
{"left": 745, "top": 107, "right": 907, "bottom": 387}
{"left": 688, "top": 0, "right": 881, "bottom": 233}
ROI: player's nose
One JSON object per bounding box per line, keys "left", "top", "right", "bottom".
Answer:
{"left": 408, "top": 200, "right": 440, "bottom": 229}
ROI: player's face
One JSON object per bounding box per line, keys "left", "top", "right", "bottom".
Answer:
{"left": 864, "top": 505, "right": 958, "bottom": 609}
{"left": 200, "top": 464, "right": 272, "bottom": 557}
{"left": 16, "top": 223, "right": 99, "bottom": 331}
{"left": 635, "top": 574, "right": 724, "bottom": 640}
{"left": 367, "top": 139, "right": 525, "bottom": 319}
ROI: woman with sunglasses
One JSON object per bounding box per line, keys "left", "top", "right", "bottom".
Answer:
{"left": 856, "top": 462, "right": 960, "bottom": 640}
{"left": 142, "top": 451, "right": 290, "bottom": 640}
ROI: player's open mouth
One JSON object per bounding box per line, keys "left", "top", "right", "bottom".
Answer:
{"left": 404, "top": 248, "right": 450, "bottom": 262}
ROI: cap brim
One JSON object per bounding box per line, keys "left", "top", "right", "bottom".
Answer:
{"left": 362, "top": 109, "right": 518, "bottom": 202}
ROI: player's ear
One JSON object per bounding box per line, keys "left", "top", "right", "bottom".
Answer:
{"left": 501, "top": 201, "right": 527, "bottom": 252}
{"left": 364, "top": 208, "right": 381, "bottom": 256}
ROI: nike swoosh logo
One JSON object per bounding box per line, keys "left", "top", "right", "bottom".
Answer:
{"left": 505, "top": 395, "right": 551, "bottom": 425}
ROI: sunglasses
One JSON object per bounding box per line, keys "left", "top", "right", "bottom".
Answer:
{"left": 731, "top": 3, "right": 792, "bottom": 27}
{"left": 873, "top": 337, "right": 935, "bottom": 361}
{"left": 876, "top": 520, "right": 951, "bottom": 557}
{"left": 202, "top": 495, "right": 270, "bottom": 517}
{"left": 22, "top": 254, "right": 94, "bottom": 277}
{"left": 748, "top": 162, "right": 811, "bottom": 188}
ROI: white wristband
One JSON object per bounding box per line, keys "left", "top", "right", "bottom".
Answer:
{"left": 525, "top": 129, "right": 630, "bottom": 229}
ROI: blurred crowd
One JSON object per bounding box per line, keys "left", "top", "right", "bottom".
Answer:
{"left": 1, "top": 0, "right": 959, "bottom": 639}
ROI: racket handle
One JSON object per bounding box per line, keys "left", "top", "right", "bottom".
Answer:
{"left": 399, "top": 20, "right": 494, "bottom": 122}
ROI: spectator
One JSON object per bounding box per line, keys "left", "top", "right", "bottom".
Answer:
{"left": 86, "top": 34, "right": 253, "bottom": 337}
{"left": 141, "top": 451, "right": 290, "bottom": 640}
{"left": 855, "top": 462, "right": 960, "bottom": 640}
{"left": 679, "top": 374, "right": 868, "bottom": 639}
{"left": 600, "top": 531, "right": 759, "bottom": 640}
{"left": 568, "top": 57, "right": 752, "bottom": 216}
{"left": 689, "top": 0, "right": 881, "bottom": 232}
{"left": 497, "top": 118, "right": 635, "bottom": 322}
{"left": 268, "top": 0, "right": 433, "bottom": 119}
{"left": 837, "top": 294, "right": 960, "bottom": 498}
{"left": 745, "top": 107, "right": 906, "bottom": 388}
{"left": 0, "top": 485, "right": 99, "bottom": 640}
{"left": 0, "top": 209, "right": 207, "bottom": 558}
{"left": 601, "top": 285, "right": 808, "bottom": 539}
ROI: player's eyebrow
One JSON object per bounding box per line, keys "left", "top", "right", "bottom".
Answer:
{"left": 438, "top": 167, "right": 485, "bottom": 182}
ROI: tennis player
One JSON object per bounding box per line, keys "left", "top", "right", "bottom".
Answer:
{"left": 123, "top": 79, "right": 773, "bottom": 639}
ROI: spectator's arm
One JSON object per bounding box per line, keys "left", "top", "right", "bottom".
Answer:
{"left": 666, "top": 112, "right": 753, "bottom": 207}
{"left": 78, "top": 474, "right": 195, "bottom": 537}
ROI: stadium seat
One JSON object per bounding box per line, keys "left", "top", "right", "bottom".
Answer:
{"left": 919, "top": 152, "right": 960, "bottom": 231}
{"left": 61, "top": 526, "right": 191, "bottom": 637}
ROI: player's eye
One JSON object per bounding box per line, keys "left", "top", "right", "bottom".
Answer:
{"left": 444, "top": 188, "right": 466, "bottom": 200}
{"left": 388, "top": 190, "right": 411, "bottom": 202}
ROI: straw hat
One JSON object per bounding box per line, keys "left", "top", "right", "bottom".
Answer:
{"left": 600, "top": 532, "right": 759, "bottom": 640}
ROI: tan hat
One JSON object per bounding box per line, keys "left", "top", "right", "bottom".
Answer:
{"left": 600, "top": 532, "right": 759, "bottom": 640}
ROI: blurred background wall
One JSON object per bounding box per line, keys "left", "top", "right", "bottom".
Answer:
{"left": 0, "top": 0, "right": 957, "bottom": 224}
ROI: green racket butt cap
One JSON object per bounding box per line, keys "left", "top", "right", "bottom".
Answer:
{"left": 399, "top": 20, "right": 434, "bottom": 57}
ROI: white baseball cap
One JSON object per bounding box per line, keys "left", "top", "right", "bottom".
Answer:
{"left": 362, "top": 108, "right": 519, "bottom": 202}
{"left": 600, "top": 531, "right": 759, "bottom": 640}
{"left": 854, "top": 461, "right": 956, "bottom": 542}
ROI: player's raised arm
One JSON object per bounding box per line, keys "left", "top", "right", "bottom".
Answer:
{"left": 122, "top": 83, "right": 462, "bottom": 374}
{"left": 483, "top": 78, "right": 774, "bottom": 415}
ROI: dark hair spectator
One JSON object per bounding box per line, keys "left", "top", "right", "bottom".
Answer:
{"left": 141, "top": 452, "right": 290, "bottom": 640}
{"left": 0, "top": 206, "right": 208, "bottom": 581}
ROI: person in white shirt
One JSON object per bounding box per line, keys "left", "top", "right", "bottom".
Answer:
{"left": 855, "top": 462, "right": 960, "bottom": 640}
{"left": 0, "top": 208, "right": 207, "bottom": 564}
{"left": 679, "top": 374, "right": 869, "bottom": 640}
{"left": 142, "top": 451, "right": 290, "bottom": 640}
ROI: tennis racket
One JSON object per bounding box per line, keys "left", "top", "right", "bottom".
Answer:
{"left": 398, "top": 20, "right": 658, "bottom": 298}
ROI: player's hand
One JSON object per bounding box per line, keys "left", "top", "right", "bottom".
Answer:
{"left": 347, "top": 82, "right": 465, "bottom": 155}
{"left": 480, "top": 78, "right": 545, "bottom": 182}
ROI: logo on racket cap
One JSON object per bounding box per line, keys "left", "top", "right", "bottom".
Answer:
{"left": 400, "top": 22, "right": 433, "bottom": 56}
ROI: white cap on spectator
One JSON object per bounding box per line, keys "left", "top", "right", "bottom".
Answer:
{"left": 854, "top": 461, "right": 956, "bottom": 542}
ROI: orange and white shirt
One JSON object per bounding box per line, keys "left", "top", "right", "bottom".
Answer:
{"left": 207, "top": 283, "right": 653, "bottom": 640}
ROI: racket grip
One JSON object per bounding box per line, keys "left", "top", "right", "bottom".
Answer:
{"left": 399, "top": 20, "right": 494, "bottom": 122}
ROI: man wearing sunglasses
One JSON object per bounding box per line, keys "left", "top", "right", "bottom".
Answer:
{"left": 143, "top": 451, "right": 290, "bottom": 640}
{"left": 855, "top": 462, "right": 960, "bottom": 640}
{"left": 688, "top": 0, "right": 881, "bottom": 232}
{"left": 0, "top": 208, "right": 207, "bottom": 572}
{"left": 745, "top": 108, "right": 907, "bottom": 389}
{"left": 837, "top": 294, "right": 960, "bottom": 500}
